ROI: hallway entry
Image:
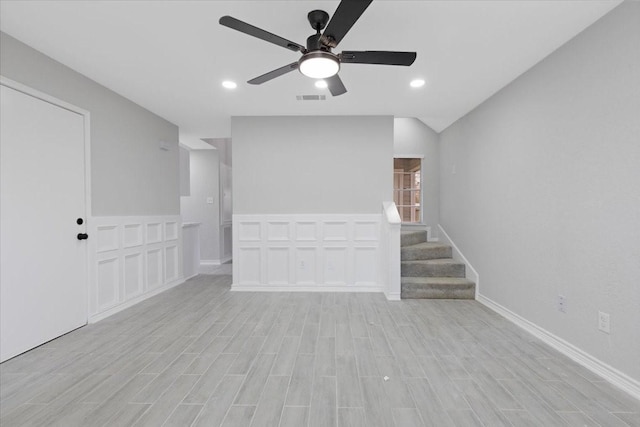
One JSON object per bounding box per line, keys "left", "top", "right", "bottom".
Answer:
{"left": 394, "top": 157, "right": 422, "bottom": 223}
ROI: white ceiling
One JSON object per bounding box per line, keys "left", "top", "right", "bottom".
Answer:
{"left": 0, "top": 0, "right": 621, "bottom": 149}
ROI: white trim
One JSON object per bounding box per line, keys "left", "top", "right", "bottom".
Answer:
{"left": 1, "top": 76, "right": 93, "bottom": 324}
{"left": 477, "top": 294, "right": 640, "bottom": 401}
{"left": 437, "top": 224, "right": 480, "bottom": 298}
{"left": 386, "top": 291, "right": 401, "bottom": 300}
{"left": 393, "top": 154, "right": 425, "bottom": 159}
{"left": 382, "top": 202, "right": 401, "bottom": 301}
{"left": 231, "top": 284, "right": 383, "bottom": 293}
{"left": 200, "top": 259, "right": 222, "bottom": 266}
{"left": 89, "top": 277, "right": 184, "bottom": 323}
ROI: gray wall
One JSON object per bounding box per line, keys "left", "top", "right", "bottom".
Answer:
{"left": 179, "top": 146, "right": 191, "bottom": 197}
{"left": 180, "top": 150, "right": 221, "bottom": 262}
{"left": 439, "top": 2, "right": 640, "bottom": 381}
{"left": 394, "top": 118, "right": 440, "bottom": 235}
{"left": 0, "top": 32, "right": 179, "bottom": 216}
{"left": 232, "top": 116, "right": 393, "bottom": 214}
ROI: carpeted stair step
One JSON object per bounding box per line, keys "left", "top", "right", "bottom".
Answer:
{"left": 401, "top": 277, "right": 475, "bottom": 299}
{"left": 401, "top": 242, "right": 452, "bottom": 261}
{"left": 401, "top": 258, "right": 466, "bottom": 278}
{"left": 401, "top": 231, "right": 428, "bottom": 247}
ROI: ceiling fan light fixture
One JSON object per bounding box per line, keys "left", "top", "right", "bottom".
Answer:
{"left": 299, "top": 51, "right": 340, "bottom": 79}
{"left": 315, "top": 80, "right": 328, "bottom": 89}
{"left": 410, "top": 79, "right": 426, "bottom": 88}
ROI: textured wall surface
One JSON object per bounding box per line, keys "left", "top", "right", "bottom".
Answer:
{"left": 232, "top": 116, "right": 393, "bottom": 215}
{"left": 1, "top": 32, "right": 180, "bottom": 216}
{"left": 439, "top": 2, "right": 640, "bottom": 381}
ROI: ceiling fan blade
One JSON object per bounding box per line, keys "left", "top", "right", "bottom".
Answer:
{"left": 248, "top": 62, "right": 299, "bottom": 85}
{"left": 340, "top": 51, "right": 417, "bottom": 66}
{"left": 219, "top": 16, "right": 305, "bottom": 52}
{"left": 322, "top": 0, "right": 373, "bottom": 47}
{"left": 326, "top": 74, "right": 347, "bottom": 96}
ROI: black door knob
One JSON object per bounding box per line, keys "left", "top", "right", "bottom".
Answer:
{"left": 77, "top": 233, "right": 89, "bottom": 240}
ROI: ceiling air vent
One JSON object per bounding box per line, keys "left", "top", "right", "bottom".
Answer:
{"left": 296, "top": 95, "right": 326, "bottom": 101}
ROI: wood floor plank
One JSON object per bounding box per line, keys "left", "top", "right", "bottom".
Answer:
{"left": 309, "top": 376, "right": 337, "bottom": 427}
{"left": 337, "top": 407, "right": 367, "bottom": 427}
{"left": 233, "top": 353, "right": 277, "bottom": 405}
{"left": 132, "top": 374, "right": 200, "bottom": 426}
{"left": 270, "top": 335, "right": 300, "bottom": 376}
{"left": 336, "top": 352, "right": 363, "bottom": 408}
{"left": 164, "top": 403, "right": 204, "bottom": 426}
{"left": 248, "top": 375, "right": 289, "bottom": 427}
{"left": 280, "top": 406, "right": 309, "bottom": 427}
{"left": 2, "top": 273, "right": 638, "bottom": 427}
{"left": 285, "top": 353, "right": 315, "bottom": 406}
{"left": 392, "top": 408, "right": 425, "bottom": 427}
{"left": 221, "top": 405, "right": 256, "bottom": 427}
{"left": 183, "top": 352, "right": 237, "bottom": 404}
{"left": 192, "top": 375, "right": 245, "bottom": 427}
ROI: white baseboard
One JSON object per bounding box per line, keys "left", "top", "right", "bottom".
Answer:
{"left": 200, "top": 256, "right": 232, "bottom": 267}
{"left": 385, "top": 291, "right": 401, "bottom": 301}
{"left": 89, "top": 277, "right": 185, "bottom": 323}
{"left": 478, "top": 294, "right": 640, "bottom": 401}
{"left": 231, "top": 284, "right": 383, "bottom": 293}
{"left": 437, "top": 224, "right": 479, "bottom": 297}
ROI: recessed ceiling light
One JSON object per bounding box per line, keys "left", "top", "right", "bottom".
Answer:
{"left": 222, "top": 80, "right": 237, "bottom": 89}
{"left": 410, "top": 79, "right": 426, "bottom": 88}
{"left": 315, "top": 80, "right": 328, "bottom": 89}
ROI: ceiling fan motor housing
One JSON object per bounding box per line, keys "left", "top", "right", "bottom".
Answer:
{"left": 307, "top": 10, "right": 331, "bottom": 52}
{"left": 308, "top": 10, "right": 329, "bottom": 31}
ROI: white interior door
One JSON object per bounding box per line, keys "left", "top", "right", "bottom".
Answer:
{"left": 1, "top": 84, "right": 88, "bottom": 362}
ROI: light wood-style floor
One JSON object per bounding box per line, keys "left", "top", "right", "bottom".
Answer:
{"left": 1, "top": 272, "right": 639, "bottom": 427}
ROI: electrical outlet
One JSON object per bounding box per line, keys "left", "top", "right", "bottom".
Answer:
{"left": 557, "top": 295, "right": 567, "bottom": 313}
{"left": 598, "top": 311, "right": 610, "bottom": 334}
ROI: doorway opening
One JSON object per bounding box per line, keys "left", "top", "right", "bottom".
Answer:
{"left": 393, "top": 157, "right": 421, "bottom": 223}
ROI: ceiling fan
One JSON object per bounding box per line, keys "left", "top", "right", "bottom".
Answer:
{"left": 219, "top": 0, "right": 416, "bottom": 96}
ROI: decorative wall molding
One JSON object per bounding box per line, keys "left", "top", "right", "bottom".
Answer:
{"left": 182, "top": 223, "right": 200, "bottom": 280}
{"left": 89, "top": 215, "right": 183, "bottom": 322}
{"left": 477, "top": 294, "right": 640, "bottom": 401}
{"left": 232, "top": 214, "right": 384, "bottom": 292}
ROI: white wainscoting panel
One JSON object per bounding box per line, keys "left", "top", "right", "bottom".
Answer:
{"left": 146, "top": 248, "right": 163, "bottom": 289}
{"left": 233, "top": 214, "right": 383, "bottom": 292}
{"left": 96, "top": 257, "right": 119, "bottom": 311}
{"left": 123, "top": 224, "right": 143, "bottom": 248}
{"left": 89, "top": 216, "right": 183, "bottom": 322}
{"left": 165, "top": 245, "right": 179, "bottom": 282}
{"left": 123, "top": 253, "right": 143, "bottom": 299}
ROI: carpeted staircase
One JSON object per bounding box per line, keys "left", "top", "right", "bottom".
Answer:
{"left": 401, "top": 230, "right": 475, "bottom": 299}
